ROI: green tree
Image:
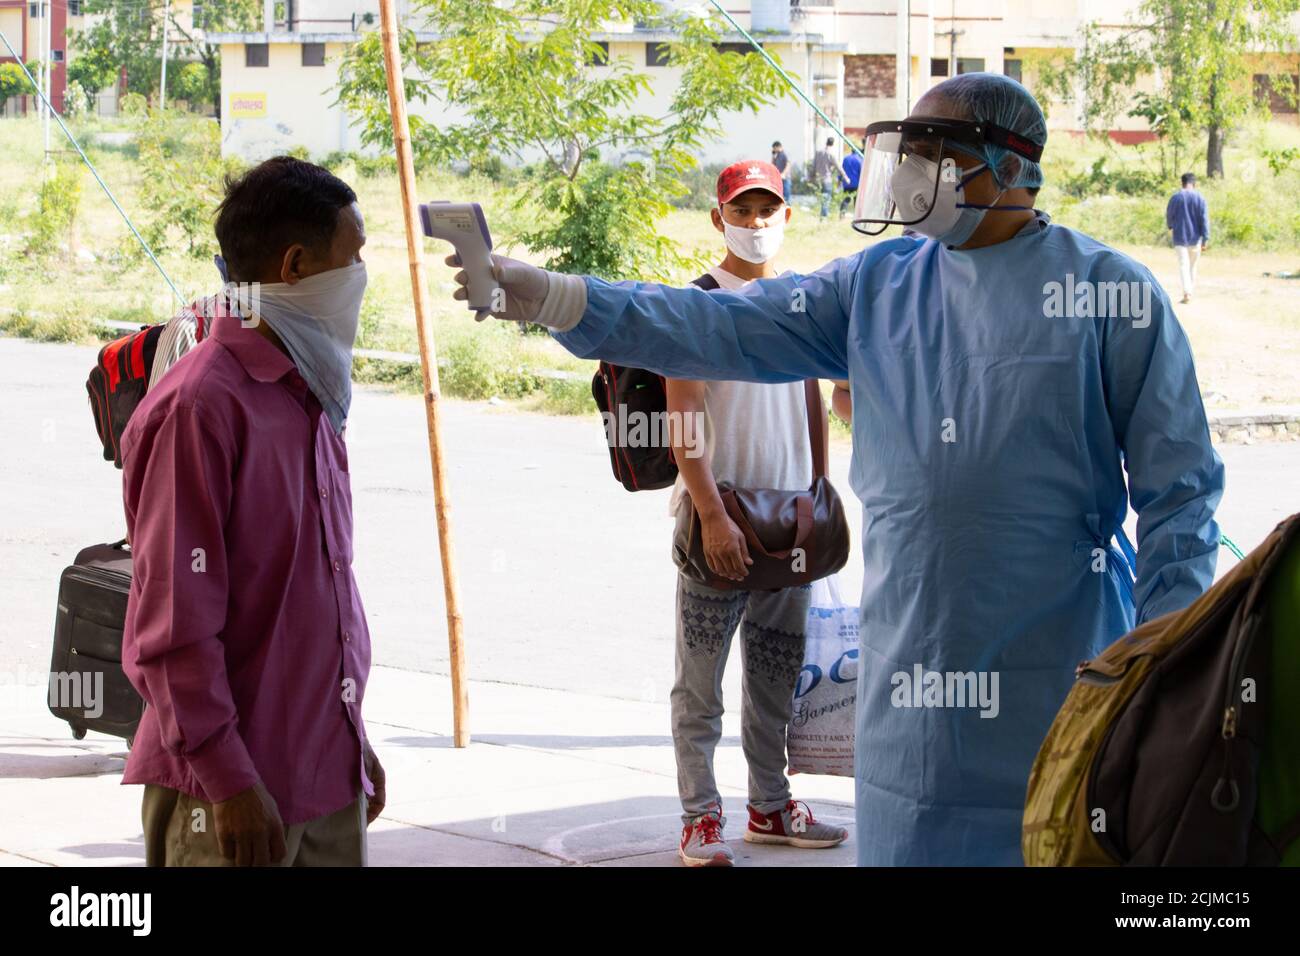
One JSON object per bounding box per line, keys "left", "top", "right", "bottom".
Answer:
{"left": 129, "top": 109, "right": 243, "bottom": 258}
{"left": 169, "top": 60, "right": 211, "bottom": 107}
{"left": 335, "top": 0, "right": 792, "bottom": 281}
{"left": 164, "top": 0, "right": 260, "bottom": 117}
{"left": 0, "top": 61, "right": 27, "bottom": 114}
{"left": 1036, "top": 0, "right": 1300, "bottom": 178}
{"left": 70, "top": 0, "right": 258, "bottom": 113}
{"left": 66, "top": 38, "right": 118, "bottom": 103}
{"left": 70, "top": 1, "right": 163, "bottom": 100}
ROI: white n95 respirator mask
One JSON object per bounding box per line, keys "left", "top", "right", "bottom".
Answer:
{"left": 888, "top": 155, "right": 995, "bottom": 248}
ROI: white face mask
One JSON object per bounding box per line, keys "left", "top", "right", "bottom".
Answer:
{"left": 242, "top": 260, "right": 368, "bottom": 434}
{"left": 721, "top": 213, "right": 785, "bottom": 264}
{"left": 889, "top": 155, "right": 997, "bottom": 247}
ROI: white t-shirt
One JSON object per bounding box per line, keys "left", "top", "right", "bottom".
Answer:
{"left": 668, "top": 265, "right": 814, "bottom": 515}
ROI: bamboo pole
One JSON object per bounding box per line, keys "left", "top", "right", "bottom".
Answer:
{"left": 377, "top": 0, "right": 470, "bottom": 747}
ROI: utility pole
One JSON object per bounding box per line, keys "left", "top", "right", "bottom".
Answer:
{"left": 944, "top": 0, "right": 962, "bottom": 77}
{"left": 895, "top": 0, "right": 910, "bottom": 116}
{"left": 160, "top": 0, "right": 172, "bottom": 110}
{"left": 41, "top": 0, "right": 50, "bottom": 160}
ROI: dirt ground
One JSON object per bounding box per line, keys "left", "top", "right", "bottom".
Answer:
{"left": 667, "top": 202, "right": 1300, "bottom": 411}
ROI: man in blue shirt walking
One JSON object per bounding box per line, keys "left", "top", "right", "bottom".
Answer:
{"left": 1166, "top": 172, "right": 1210, "bottom": 304}
{"left": 839, "top": 141, "right": 863, "bottom": 218}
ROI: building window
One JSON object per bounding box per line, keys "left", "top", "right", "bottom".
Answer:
{"left": 1003, "top": 59, "right": 1022, "bottom": 83}
{"left": 302, "top": 43, "right": 326, "bottom": 67}
{"left": 191, "top": 2, "right": 203, "bottom": 28}
{"left": 245, "top": 44, "right": 269, "bottom": 68}
{"left": 586, "top": 41, "right": 609, "bottom": 66}
{"left": 715, "top": 42, "right": 755, "bottom": 56}
{"left": 930, "top": 58, "right": 949, "bottom": 77}
{"left": 1254, "top": 74, "right": 1299, "bottom": 113}
{"left": 957, "top": 58, "right": 985, "bottom": 75}
{"left": 51, "top": 49, "right": 63, "bottom": 62}
{"left": 69, "top": 0, "right": 82, "bottom": 15}
{"left": 646, "top": 42, "right": 669, "bottom": 67}
{"left": 28, "top": 2, "right": 41, "bottom": 17}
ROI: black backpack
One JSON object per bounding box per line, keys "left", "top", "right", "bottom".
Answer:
{"left": 591, "top": 272, "right": 719, "bottom": 491}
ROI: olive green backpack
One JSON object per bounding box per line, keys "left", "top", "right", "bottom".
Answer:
{"left": 1023, "top": 513, "right": 1300, "bottom": 866}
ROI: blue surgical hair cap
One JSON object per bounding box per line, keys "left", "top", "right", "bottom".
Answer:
{"left": 918, "top": 72, "right": 1048, "bottom": 191}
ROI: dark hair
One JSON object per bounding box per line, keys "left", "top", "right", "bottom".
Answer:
{"left": 214, "top": 156, "right": 357, "bottom": 281}
{"left": 1181, "top": 172, "right": 1197, "bottom": 187}
{"left": 826, "top": 137, "right": 834, "bottom": 146}
{"left": 771, "top": 141, "right": 782, "bottom": 148}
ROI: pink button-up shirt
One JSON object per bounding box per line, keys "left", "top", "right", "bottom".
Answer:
{"left": 120, "top": 314, "right": 372, "bottom": 825}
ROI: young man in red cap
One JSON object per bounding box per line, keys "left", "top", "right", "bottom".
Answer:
{"left": 667, "top": 160, "right": 848, "bottom": 866}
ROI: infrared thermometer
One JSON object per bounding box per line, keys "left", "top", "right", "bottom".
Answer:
{"left": 420, "top": 201, "right": 498, "bottom": 317}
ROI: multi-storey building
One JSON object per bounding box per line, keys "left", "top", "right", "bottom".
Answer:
{"left": 0, "top": 0, "right": 83, "bottom": 114}
{"left": 0, "top": 0, "right": 213, "bottom": 116}
{"left": 209, "top": 1, "right": 1300, "bottom": 163}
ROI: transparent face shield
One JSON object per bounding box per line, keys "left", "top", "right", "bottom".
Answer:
{"left": 851, "top": 119, "right": 1044, "bottom": 237}
{"left": 852, "top": 129, "right": 946, "bottom": 236}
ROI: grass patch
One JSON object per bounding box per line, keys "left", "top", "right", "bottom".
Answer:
{"left": 2, "top": 112, "right": 1299, "bottom": 414}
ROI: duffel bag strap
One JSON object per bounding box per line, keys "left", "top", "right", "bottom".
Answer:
{"left": 802, "top": 379, "right": 829, "bottom": 480}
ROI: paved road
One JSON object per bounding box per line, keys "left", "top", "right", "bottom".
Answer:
{"left": 2, "top": 336, "right": 1296, "bottom": 703}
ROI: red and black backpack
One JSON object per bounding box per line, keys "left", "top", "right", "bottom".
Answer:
{"left": 591, "top": 272, "right": 719, "bottom": 492}
{"left": 87, "top": 307, "right": 208, "bottom": 468}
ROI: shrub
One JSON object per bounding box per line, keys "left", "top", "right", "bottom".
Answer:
{"left": 119, "top": 91, "right": 148, "bottom": 116}
{"left": 1060, "top": 157, "right": 1166, "bottom": 199}
{"left": 24, "top": 162, "right": 84, "bottom": 258}
{"left": 0, "top": 307, "right": 100, "bottom": 343}
{"left": 440, "top": 335, "right": 500, "bottom": 400}
{"left": 354, "top": 155, "right": 397, "bottom": 178}
{"left": 671, "top": 161, "right": 729, "bottom": 210}
{"left": 535, "top": 374, "right": 595, "bottom": 415}
{"left": 320, "top": 150, "right": 356, "bottom": 174}
{"left": 129, "top": 112, "right": 240, "bottom": 259}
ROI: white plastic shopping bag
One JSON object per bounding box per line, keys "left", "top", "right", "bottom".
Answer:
{"left": 787, "top": 573, "right": 859, "bottom": 776}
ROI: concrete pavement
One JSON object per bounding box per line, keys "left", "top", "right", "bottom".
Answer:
{"left": 0, "top": 665, "right": 856, "bottom": 867}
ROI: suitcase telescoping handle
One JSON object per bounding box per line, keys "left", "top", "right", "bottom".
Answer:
{"left": 111, "top": 537, "right": 130, "bottom": 553}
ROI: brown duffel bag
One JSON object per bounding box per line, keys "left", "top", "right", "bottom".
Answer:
{"left": 672, "top": 379, "right": 850, "bottom": 591}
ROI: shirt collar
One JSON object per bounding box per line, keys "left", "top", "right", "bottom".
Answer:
{"left": 211, "top": 313, "right": 297, "bottom": 384}
{"left": 1019, "top": 208, "right": 1052, "bottom": 235}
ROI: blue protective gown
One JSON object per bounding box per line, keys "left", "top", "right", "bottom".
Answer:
{"left": 555, "top": 212, "right": 1224, "bottom": 865}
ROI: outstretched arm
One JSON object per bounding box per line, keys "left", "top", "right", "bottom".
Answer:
{"left": 553, "top": 258, "right": 858, "bottom": 383}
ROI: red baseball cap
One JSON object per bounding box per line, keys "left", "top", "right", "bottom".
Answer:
{"left": 716, "top": 160, "right": 785, "bottom": 205}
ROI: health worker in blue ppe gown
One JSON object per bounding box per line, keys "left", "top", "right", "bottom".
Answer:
{"left": 444, "top": 73, "right": 1225, "bottom": 866}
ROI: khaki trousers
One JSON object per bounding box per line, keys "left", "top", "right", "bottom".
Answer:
{"left": 141, "top": 785, "right": 368, "bottom": 867}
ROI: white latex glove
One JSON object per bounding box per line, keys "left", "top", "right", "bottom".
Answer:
{"left": 444, "top": 253, "right": 586, "bottom": 331}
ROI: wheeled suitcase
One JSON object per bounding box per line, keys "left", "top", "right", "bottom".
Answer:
{"left": 48, "top": 539, "right": 144, "bottom": 746}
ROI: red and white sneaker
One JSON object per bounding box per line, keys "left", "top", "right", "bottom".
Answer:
{"left": 744, "top": 800, "right": 848, "bottom": 848}
{"left": 679, "top": 805, "right": 735, "bottom": 867}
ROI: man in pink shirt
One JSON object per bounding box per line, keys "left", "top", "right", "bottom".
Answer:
{"left": 120, "top": 157, "right": 384, "bottom": 866}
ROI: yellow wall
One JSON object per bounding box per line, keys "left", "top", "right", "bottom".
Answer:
{"left": 0, "top": 9, "right": 23, "bottom": 54}
{"left": 220, "top": 36, "right": 835, "bottom": 165}
{"left": 220, "top": 41, "right": 366, "bottom": 158}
